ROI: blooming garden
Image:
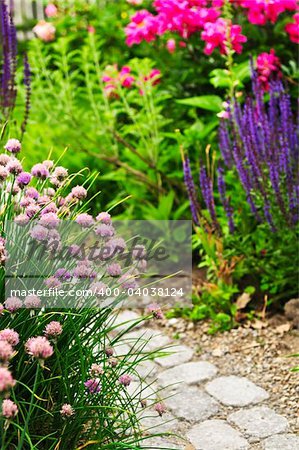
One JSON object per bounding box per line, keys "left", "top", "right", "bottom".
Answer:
{"left": 0, "top": 0, "right": 298, "bottom": 449}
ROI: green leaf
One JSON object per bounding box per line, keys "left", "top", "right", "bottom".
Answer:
{"left": 176, "top": 95, "right": 223, "bottom": 112}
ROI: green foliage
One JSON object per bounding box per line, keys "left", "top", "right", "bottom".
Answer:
{"left": 176, "top": 95, "right": 223, "bottom": 112}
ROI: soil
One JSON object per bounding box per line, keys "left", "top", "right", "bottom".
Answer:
{"left": 149, "top": 312, "right": 299, "bottom": 433}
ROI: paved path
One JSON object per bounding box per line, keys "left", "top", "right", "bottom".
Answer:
{"left": 114, "top": 311, "right": 299, "bottom": 450}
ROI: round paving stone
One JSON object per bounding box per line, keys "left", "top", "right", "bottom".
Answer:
{"left": 157, "top": 361, "right": 218, "bottom": 389}
{"left": 228, "top": 406, "right": 289, "bottom": 438}
{"left": 125, "top": 328, "right": 172, "bottom": 352}
{"left": 142, "top": 437, "right": 183, "bottom": 449}
{"left": 155, "top": 345, "right": 194, "bottom": 368}
{"left": 263, "top": 433, "right": 299, "bottom": 450}
{"left": 165, "top": 387, "right": 220, "bottom": 422}
{"left": 112, "top": 310, "right": 144, "bottom": 332}
{"left": 186, "top": 419, "right": 249, "bottom": 450}
{"left": 205, "top": 375, "right": 269, "bottom": 406}
{"left": 140, "top": 411, "right": 179, "bottom": 434}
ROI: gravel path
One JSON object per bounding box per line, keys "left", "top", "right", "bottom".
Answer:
{"left": 114, "top": 310, "right": 299, "bottom": 450}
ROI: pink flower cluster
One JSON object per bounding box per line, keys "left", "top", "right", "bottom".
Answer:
{"left": 240, "top": 0, "right": 297, "bottom": 25}
{"left": 102, "top": 65, "right": 161, "bottom": 98}
{"left": 285, "top": 13, "right": 299, "bottom": 43}
{"left": 125, "top": 0, "right": 248, "bottom": 55}
{"left": 125, "top": 1, "right": 222, "bottom": 47}
{"left": 256, "top": 49, "right": 282, "bottom": 91}
{"left": 125, "top": 0, "right": 298, "bottom": 52}
{"left": 33, "top": 20, "right": 56, "bottom": 42}
{"left": 102, "top": 65, "right": 135, "bottom": 98}
{"left": 0, "top": 329, "right": 18, "bottom": 421}
{"left": 25, "top": 336, "right": 54, "bottom": 362}
{"left": 201, "top": 18, "right": 247, "bottom": 55}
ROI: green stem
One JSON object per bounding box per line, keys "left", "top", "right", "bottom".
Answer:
{"left": 18, "top": 364, "right": 40, "bottom": 450}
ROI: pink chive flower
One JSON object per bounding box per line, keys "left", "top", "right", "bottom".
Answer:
{"left": 166, "top": 38, "right": 176, "bottom": 53}
{"left": 147, "top": 303, "right": 164, "bottom": 320}
{"left": 42, "top": 160, "right": 54, "bottom": 170}
{"left": 55, "top": 268, "right": 71, "bottom": 280}
{"left": 4, "top": 297, "right": 22, "bottom": 313}
{"left": 20, "top": 197, "right": 34, "bottom": 208}
{"left": 0, "top": 340, "right": 14, "bottom": 362}
{"left": 75, "top": 213, "right": 94, "bottom": 227}
{"left": 16, "top": 172, "right": 32, "bottom": 188}
{"left": 71, "top": 186, "right": 87, "bottom": 200}
{"left": 44, "top": 321, "right": 63, "bottom": 338}
{"left": 84, "top": 378, "right": 101, "bottom": 394}
{"left": 41, "top": 203, "right": 58, "bottom": 214}
{"left": 0, "top": 304, "right": 4, "bottom": 314}
{"left": 132, "top": 244, "right": 146, "bottom": 259}
{"left": 24, "top": 295, "right": 42, "bottom": 309}
{"left": 256, "top": 49, "right": 282, "bottom": 91}
{"left": 52, "top": 166, "right": 68, "bottom": 181}
{"left": 0, "top": 154, "right": 11, "bottom": 166}
{"left": 105, "top": 347, "right": 114, "bottom": 357}
{"left": 154, "top": 402, "right": 167, "bottom": 416}
{"left": 30, "top": 225, "right": 49, "bottom": 241}
{"left": 39, "top": 212, "right": 60, "bottom": 229}
{"left": 2, "top": 399, "right": 18, "bottom": 419}
{"left": 45, "top": 276, "right": 61, "bottom": 288}
{"left": 4, "top": 139, "right": 21, "bottom": 154}
{"left": 125, "top": 10, "right": 158, "bottom": 46}
{"left": 45, "top": 3, "right": 58, "bottom": 18}
{"left": 73, "top": 262, "right": 96, "bottom": 279}
{"left": 0, "top": 167, "right": 8, "bottom": 182}
{"left": 96, "top": 212, "right": 111, "bottom": 224}
{"left": 7, "top": 159, "right": 22, "bottom": 175}
{"left": 33, "top": 20, "right": 56, "bottom": 42}
{"left": 14, "top": 214, "right": 30, "bottom": 226}
{"left": 95, "top": 224, "right": 115, "bottom": 237}
{"left": 119, "top": 374, "right": 132, "bottom": 387}
{"left": 25, "top": 187, "right": 39, "bottom": 199}
{"left": 60, "top": 403, "right": 74, "bottom": 417}
{"left": 107, "top": 263, "right": 122, "bottom": 277}
{"left": 31, "top": 163, "right": 50, "bottom": 179}
{"left": 25, "top": 204, "right": 40, "bottom": 218}
{"left": 37, "top": 195, "right": 50, "bottom": 206}
{"left": 90, "top": 363, "right": 104, "bottom": 377}
{"left": 240, "top": 0, "right": 297, "bottom": 25}
{"left": 0, "top": 329, "right": 19, "bottom": 346}
{"left": 0, "top": 368, "right": 16, "bottom": 392}
{"left": 119, "top": 274, "right": 138, "bottom": 290}
{"left": 25, "top": 336, "right": 54, "bottom": 361}
{"left": 201, "top": 18, "right": 247, "bottom": 55}
{"left": 285, "top": 13, "right": 299, "bottom": 44}
{"left": 44, "top": 187, "right": 56, "bottom": 197}
{"left": 136, "top": 258, "right": 147, "bottom": 271}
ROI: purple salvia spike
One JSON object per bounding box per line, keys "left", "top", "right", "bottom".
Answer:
{"left": 183, "top": 156, "right": 200, "bottom": 225}
{"left": 21, "top": 52, "right": 31, "bottom": 136}
{"left": 219, "top": 120, "right": 232, "bottom": 168}
{"left": 199, "top": 164, "right": 219, "bottom": 229}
